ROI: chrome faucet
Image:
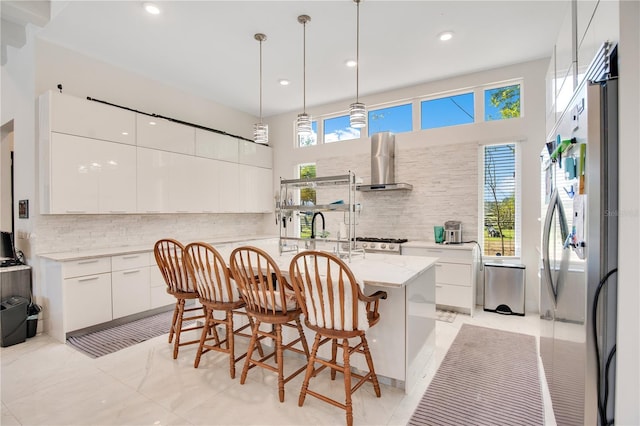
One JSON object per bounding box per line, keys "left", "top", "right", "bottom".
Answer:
{"left": 310, "top": 212, "right": 325, "bottom": 239}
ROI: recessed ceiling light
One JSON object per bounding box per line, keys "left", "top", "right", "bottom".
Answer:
{"left": 345, "top": 60, "right": 357, "bottom": 68}
{"left": 278, "top": 79, "right": 290, "bottom": 86}
{"left": 438, "top": 31, "right": 454, "bottom": 42}
{"left": 149, "top": 121, "right": 156, "bottom": 126}
{"left": 122, "top": 132, "right": 129, "bottom": 135}
{"left": 143, "top": 2, "right": 160, "bottom": 15}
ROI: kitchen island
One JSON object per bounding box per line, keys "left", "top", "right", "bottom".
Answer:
{"left": 39, "top": 237, "right": 436, "bottom": 394}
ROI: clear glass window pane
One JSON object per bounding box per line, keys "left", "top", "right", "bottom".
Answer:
{"left": 323, "top": 115, "right": 361, "bottom": 143}
{"left": 298, "top": 121, "right": 317, "bottom": 147}
{"left": 483, "top": 144, "right": 517, "bottom": 256}
{"left": 298, "top": 163, "right": 316, "bottom": 238}
{"left": 421, "top": 93, "right": 474, "bottom": 130}
{"left": 368, "top": 103, "right": 413, "bottom": 136}
{"left": 484, "top": 84, "right": 521, "bottom": 121}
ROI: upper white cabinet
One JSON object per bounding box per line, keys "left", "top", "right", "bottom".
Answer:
{"left": 39, "top": 91, "right": 272, "bottom": 215}
{"left": 136, "top": 114, "right": 195, "bottom": 155}
{"left": 195, "top": 129, "right": 239, "bottom": 162}
{"left": 45, "top": 133, "right": 136, "bottom": 214}
{"left": 239, "top": 140, "right": 273, "bottom": 169}
{"left": 43, "top": 91, "right": 135, "bottom": 145}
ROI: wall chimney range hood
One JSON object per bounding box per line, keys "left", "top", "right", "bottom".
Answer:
{"left": 356, "top": 132, "right": 413, "bottom": 192}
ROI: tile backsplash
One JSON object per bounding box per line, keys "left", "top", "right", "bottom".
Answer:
{"left": 33, "top": 213, "right": 270, "bottom": 254}
{"left": 317, "top": 142, "right": 479, "bottom": 242}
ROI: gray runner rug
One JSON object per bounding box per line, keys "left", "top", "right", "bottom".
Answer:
{"left": 409, "top": 324, "right": 544, "bottom": 426}
{"left": 67, "top": 310, "right": 180, "bottom": 358}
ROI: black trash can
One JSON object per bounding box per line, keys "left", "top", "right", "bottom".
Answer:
{"left": 0, "top": 296, "right": 29, "bottom": 347}
{"left": 27, "top": 303, "right": 42, "bottom": 338}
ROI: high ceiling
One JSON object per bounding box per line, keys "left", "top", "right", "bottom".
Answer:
{"left": 33, "top": 1, "right": 567, "bottom": 117}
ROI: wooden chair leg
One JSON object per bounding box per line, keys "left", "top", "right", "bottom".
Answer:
{"left": 275, "top": 324, "right": 285, "bottom": 403}
{"left": 342, "top": 338, "right": 353, "bottom": 426}
{"left": 241, "top": 319, "right": 260, "bottom": 385}
{"left": 169, "top": 302, "right": 179, "bottom": 343}
{"left": 194, "top": 307, "right": 211, "bottom": 368}
{"left": 331, "top": 338, "right": 338, "bottom": 380}
{"left": 173, "top": 299, "right": 186, "bottom": 359}
{"left": 226, "top": 311, "right": 235, "bottom": 379}
{"left": 299, "top": 333, "right": 322, "bottom": 407}
{"left": 294, "top": 318, "right": 310, "bottom": 359}
{"left": 361, "top": 335, "right": 381, "bottom": 397}
{"left": 246, "top": 315, "right": 265, "bottom": 357}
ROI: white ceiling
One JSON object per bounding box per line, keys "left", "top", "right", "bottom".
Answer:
{"left": 35, "top": 0, "right": 567, "bottom": 118}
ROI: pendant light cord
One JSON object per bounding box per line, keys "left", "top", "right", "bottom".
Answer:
{"left": 259, "top": 37, "right": 263, "bottom": 123}
{"left": 303, "top": 18, "right": 307, "bottom": 114}
{"left": 356, "top": 0, "right": 360, "bottom": 103}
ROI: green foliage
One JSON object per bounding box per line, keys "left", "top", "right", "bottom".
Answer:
{"left": 490, "top": 85, "right": 521, "bottom": 119}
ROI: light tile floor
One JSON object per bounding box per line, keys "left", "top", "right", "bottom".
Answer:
{"left": 1, "top": 308, "right": 557, "bottom": 425}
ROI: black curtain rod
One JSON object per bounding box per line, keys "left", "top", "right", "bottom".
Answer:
{"left": 86, "top": 96, "right": 255, "bottom": 143}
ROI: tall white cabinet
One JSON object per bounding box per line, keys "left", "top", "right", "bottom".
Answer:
{"left": 39, "top": 90, "right": 273, "bottom": 215}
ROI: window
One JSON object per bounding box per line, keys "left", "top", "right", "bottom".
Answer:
{"left": 483, "top": 143, "right": 519, "bottom": 256}
{"left": 421, "top": 93, "right": 474, "bottom": 130}
{"left": 298, "top": 163, "right": 316, "bottom": 238}
{"left": 298, "top": 121, "right": 318, "bottom": 147}
{"left": 368, "top": 103, "right": 413, "bottom": 136}
{"left": 484, "top": 84, "right": 521, "bottom": 121}
{"left": 323, "top": 115, "right": 360, "bottom": 143}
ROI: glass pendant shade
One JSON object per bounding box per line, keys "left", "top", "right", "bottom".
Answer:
{"left": 349, "top": 102, "right": 367, "bottom": 128}
{"left": 296, "top": 113, "right": 312, "bottom": 136}
{"left": 254, "top": 122, "right": 268, "bottom": 144}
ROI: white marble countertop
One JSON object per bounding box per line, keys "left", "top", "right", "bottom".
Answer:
{"left": 38, "top": 235, "right": 278, "bottom": 261}
{"left": 0, "top": 263, "right": 31, "bottom": 272}
{"left": 402, "top": 240, "right": 477, "bottom": 251}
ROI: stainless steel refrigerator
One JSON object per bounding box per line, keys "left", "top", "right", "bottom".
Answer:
{"left": 540, "top": 42, "right": 618, "bottom": 426}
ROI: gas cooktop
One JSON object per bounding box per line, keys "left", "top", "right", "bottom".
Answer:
{"left": 355, "top": 237, "right": 408, "bottom": 244}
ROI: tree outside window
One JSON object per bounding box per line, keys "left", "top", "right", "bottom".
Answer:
{"left": 299, "top": 163, "right": 316, "bottom": 238}
{"left": 485, "top": 84, "right": 521, "bottom": 121}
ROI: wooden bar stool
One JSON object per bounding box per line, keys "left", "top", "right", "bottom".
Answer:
{"left": 229, "top": 246, "right": 310, "bottom": 402}
{"left": 153, "top": 238, "right": 205, "bottom": 359}
{"left": 184, "top": 241, "right": 262, "bottom": 378}
{"left": 289, "top": 250, "right": 387, "bottom": 426}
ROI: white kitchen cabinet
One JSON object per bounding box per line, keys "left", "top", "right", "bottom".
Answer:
{"left": 217, "top": 160, "right": 240, "bottom": 212}
{"left": 193, "top": 156, "right": 219, "bottom": 213}
{"left": 111, "top": 253, "right": 150, "bottom": 319}
{"left": 148, "top": 258, "right": 175, "bottom": 309}
{"left": 136, "top": 147, "right": 171, "bottom": 213}
{"left": 195, "top": 129, "right": 239, "bottom": 162}
{"left": 42, "top": 91, "right": 136, "bottom": 145}
{"left": 238, "top": 164, "right": 273, "bottom": 213}
{"left": 402, "top": 243, "right": 478, "bottom": 316}
{"left": 168, "top": 152, "right": 198, "bottom": 213}
{"left": 239, "top": 140, "right": 273, "bottom": 169}
{"left": 136, "top": 114, "right": 195, "bottom": 155}
{"left": 47, "top": 133, "right": 136, "bottom": 214}
{"left": 61, "top": 258, "right": 113, "bottom": 333}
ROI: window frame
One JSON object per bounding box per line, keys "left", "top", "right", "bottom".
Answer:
{"left": 481, "top": 80, "right": 524, "bottom": 122}
{"left": 479, "top": 141, "right": 521, "bottom": 258}
{"left": 367, "top": 101, "right": 414, "bottom": 137}
{"left": 419, "top": 90, "right": 475, "bottom": 131}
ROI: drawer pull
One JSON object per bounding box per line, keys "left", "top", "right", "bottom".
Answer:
{"left": 123, "top": 270, "right": 141, "bottom": 275}
{"left": 77, "top": 259, "right": 99, "bottom": 265}
{"left": 122, "top": 255, "right": 140, "bottom": 260}
{"left": 436, "top": 263, "right": 443, "bottom": 267}
{"left": 77, "top": 276, "right": 100, "bottom": 282}
{"left": 436, "top": 285, "right": 443, "bottom": 288}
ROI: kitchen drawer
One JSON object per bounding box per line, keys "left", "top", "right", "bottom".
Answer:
{"left": 64, "top": 273, "right": 112, "bottom": 331}
{"left": 112, "top": 267, "right": 150, "bottom": 319}
{"left": 150, "top": 285, "right": 175, "bottom": 309}
{"left": 436, "top": 283, "right": 472, "bottom": 309}
{"left": 403, "top": 246, "right": 472, "bottom": 263}
{"left": 436, "top": 262, "right": 471, "bottom": 286}
{"left": 112, "top": 252, "right": 150, "bottom": 271}
{"left": 62, "top": 257, "right": 111, "bottom": 279}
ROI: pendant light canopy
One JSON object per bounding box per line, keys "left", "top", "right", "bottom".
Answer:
{"left": 253, "top": 33, "right": 268, "bottom": 144}
{"left": 296, "top": 14, "right": 312, "bottom": 137}
{"left": 349, "top": 0, "right": 366, "bottom": 128}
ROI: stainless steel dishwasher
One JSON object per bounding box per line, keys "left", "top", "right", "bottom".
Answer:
{"left": 483, "top": 262, "right": 525, "bottom": 315}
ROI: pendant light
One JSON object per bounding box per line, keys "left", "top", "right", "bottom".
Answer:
{"left": 253, "top": 33, "right": 268, "bottom": 144}
{"left": 349, "top": 0, "right": 366, "bottom": 128}
{"left": 296, "top": 14, "right": 312, "bottom": 136}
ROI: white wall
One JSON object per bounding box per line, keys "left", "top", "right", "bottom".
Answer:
{"left": 268, "top": 59, "right": 548, "bottom": 313}
{"left": 616, "top": 1, "right": 640, "bottom": 423}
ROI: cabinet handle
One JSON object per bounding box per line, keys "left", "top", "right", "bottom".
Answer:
{"left": 436, "top": 285, "right": 443, "bottom": 288}
{"left": 122, "top": 255, "right": 140, "bottom": 260}
{"left": 436, "top": 263, "right": 443, "bottom": 267}
{"left": 77, "top": 276, "right": 100, "bottom": 282}
{"left": 123, "top": 270, "right": 141, "bottom": 275}
{"left": 77, "top": 259, "right": 99, "bottom": 265}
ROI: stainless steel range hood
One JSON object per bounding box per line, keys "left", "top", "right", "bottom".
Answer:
{"left": 356, "top": 132, "right": 413, "bottom": 192}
